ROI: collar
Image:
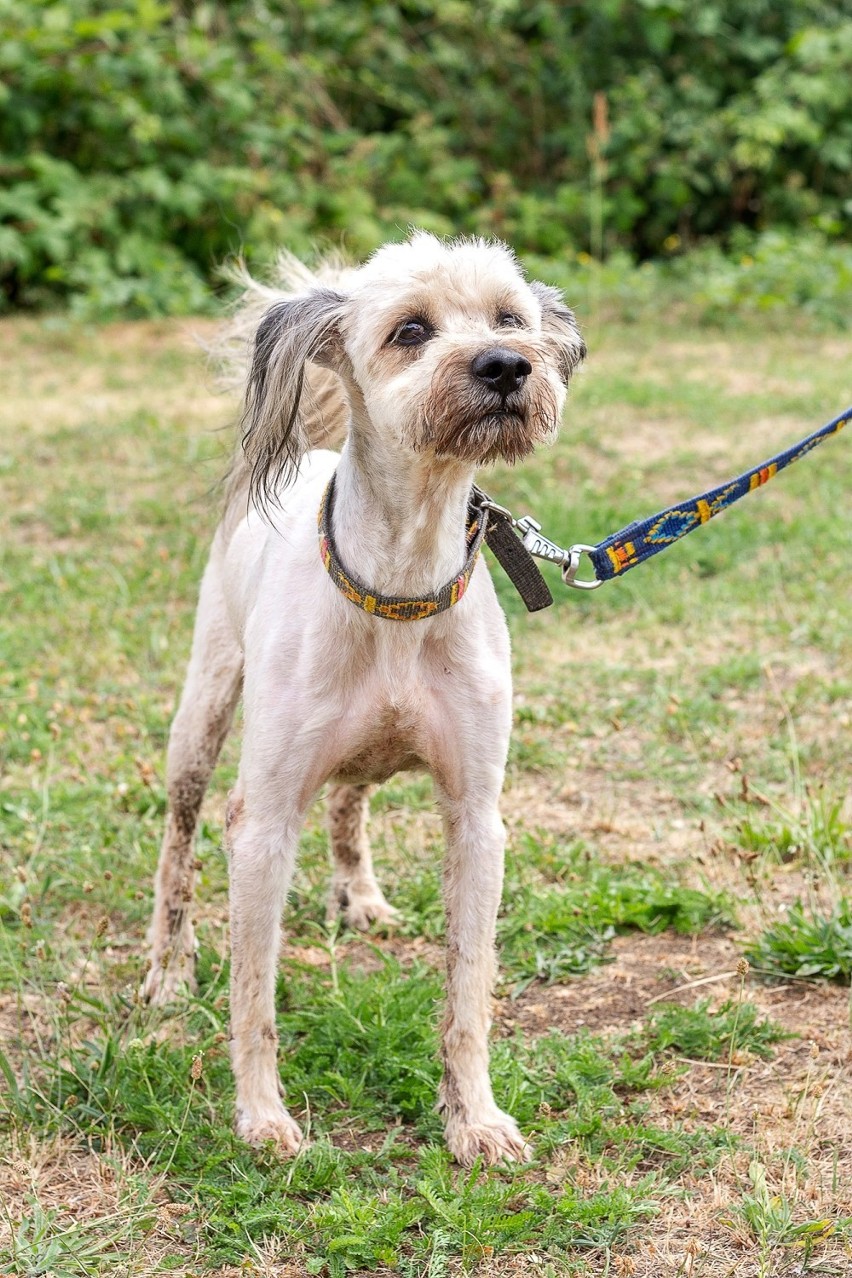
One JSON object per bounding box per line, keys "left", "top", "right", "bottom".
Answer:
{"left": 317, "top": 473, "right": 489, "bottom": 621}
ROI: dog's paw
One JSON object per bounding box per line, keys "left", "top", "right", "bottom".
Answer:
{"left": 444, "top": 1111, "right": 533, "bottom": 1168}
{"left": 343, "top": 891, "right": 399, "bottom": 931}
{"left": 141, "top": 952, "right": 197, "bottom": 1006}
{"left": 235, "top": 1106, "right": 305, "bottom": 1157}
{"left": 328, "top": 879, "right": 399, "bottom": 931}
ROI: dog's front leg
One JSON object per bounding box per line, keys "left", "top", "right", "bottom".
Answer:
{"left": 436, "top": 785, "right": 532, "bottom": 1167}
{"left": 227, "top": 798, "right": 305, "bottom": 1155}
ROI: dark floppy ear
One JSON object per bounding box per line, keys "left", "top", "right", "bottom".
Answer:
{"left": 530, "top": 281, "right": 586, "bottom": 382}
{"left": 242, "top": 288, "right": 345, "bottom": 511}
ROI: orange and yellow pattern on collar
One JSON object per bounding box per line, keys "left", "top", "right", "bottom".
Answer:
{"left": 317, "top": 477, "right": 486, "bottom": 621}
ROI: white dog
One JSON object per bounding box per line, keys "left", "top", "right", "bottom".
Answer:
{"left": 143, "top": 232, "right": 585, "bottom": 1166}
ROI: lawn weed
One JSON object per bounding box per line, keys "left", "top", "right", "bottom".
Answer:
{"left": 746, "top": 901, "right": 852, "bottom": 984}
{"left": 643, "top": 999, "right": 787, "bottom": 1062}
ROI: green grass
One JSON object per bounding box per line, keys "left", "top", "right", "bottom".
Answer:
{"left": 724, "top": 762, "right": 852, "bottom": 985}
{"left": 497, "top": 841, "right": 734, "bottom": 993}
{"left": 1, "top": 944, "right": 742, "bottom": 1273}
{"left": 1, "top": 306, "right": 851, "bottom": 1274}
{"left": 746, "top": 902, "right": 852, "bottom": 983}
{"left": 643, "top": 999, "right": 786, "bottom": 1062}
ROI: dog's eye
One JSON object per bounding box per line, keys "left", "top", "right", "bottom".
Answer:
{"left": 391, "top": 319, "right": 432, "bottom": 347}
{"left": 498, "top": 312, "right": 524, "bottom": 329}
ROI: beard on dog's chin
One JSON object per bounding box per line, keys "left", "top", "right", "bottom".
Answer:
{"left": 419, "top": 351, "right": 561, "bottom": 467}
{"left": 420, "top": 382, "right": 558, "bottom": 466}
{"left": 431, "top": 409, "right": 537, "bottom": 465}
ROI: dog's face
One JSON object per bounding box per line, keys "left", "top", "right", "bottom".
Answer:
{"left": 243, "top": 233, "right": 585, "bottom": 503}
{"left": 341, "top": 235, "right": 585, "bottom": 465}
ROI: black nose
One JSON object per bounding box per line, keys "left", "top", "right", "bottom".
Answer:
{"left": 471, "top": 347, "right": 532, "bottom": 398}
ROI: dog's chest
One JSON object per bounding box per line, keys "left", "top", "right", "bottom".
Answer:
{"left": 333, "top": 703, "right": 425, "bottom": 785}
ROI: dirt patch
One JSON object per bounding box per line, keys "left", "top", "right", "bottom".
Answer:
{"left": 496, "top": 931, "right": 741, "bottom": 1040}
{"left": 505, "top": 771, "right": 706, "bottom": 867}
{"left": 583, "top": 413, "right": 735, "bottom": 467}
{"left": 494, "top": 928, "right": 852, "bottom": 1278}
{"left": 579, "top": 411, "right": 809, "bottom": 474}
{"left": 630, "top": 984, "right": 852, "bottom": 1277}
{"left": 0, "top": 1129, "right": 199, "bottom": 1277}
{"left": 0, "top": 317, "right": 230, "bottom": 442}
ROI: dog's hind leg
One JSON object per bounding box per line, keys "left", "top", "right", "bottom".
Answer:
{"left": 326, "top": 784, "right": 398, "bottom": 929}
{"left": 143, "top": 544, "right": 243, "bottom": 1006}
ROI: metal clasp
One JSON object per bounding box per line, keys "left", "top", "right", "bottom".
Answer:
{"left": 475, "top": 489, "right": 602, "bottom": 591}
{"left": 518, "top": 520, "right": 601, "bottom": 589}
{"left": 560, "top": 544, "right": 602, "bottom": 590}
{"left": 476, "top": 497, "right": 516, "bottom": 523}
{"left": 516, "top": 515, "right": 571, "bottom": 568}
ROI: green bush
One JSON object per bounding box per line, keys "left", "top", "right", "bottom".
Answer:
{"left": 1, "top": 0, "right": 850, "bottom": 315}
{"left": 680, "top": 230, "right": 852, "bottom": 327}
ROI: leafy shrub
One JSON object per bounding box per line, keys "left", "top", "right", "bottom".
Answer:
{"left": 677, "top": 230, "right": 852, "bottom": 327}
{"left": 1, "top": 0, "right": 850, "bottom": 315}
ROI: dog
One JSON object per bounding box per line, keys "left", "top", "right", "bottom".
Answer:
{"left": 142, "top": 232, "right": 585, "bottom": 1166}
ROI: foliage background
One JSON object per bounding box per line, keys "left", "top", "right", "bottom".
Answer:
{"left": 1, "top": 0, "right": 851, "bottom": 317}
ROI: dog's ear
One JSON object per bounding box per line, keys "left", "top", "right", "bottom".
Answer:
{"left": 530, "top": 281, "right": 586, "bottom": 383}
{"left": 242, "top": 288, "right": 346, "bottom": 511}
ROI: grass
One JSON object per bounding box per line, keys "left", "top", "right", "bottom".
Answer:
{"left": 642, "top": 999, "right": 786, "bottom": 1063}
{"left": 0, "top": 946, "right": 743, "bottom": 1273}
{"left": 1, "top": 302, "right": 851, "bottom": 1275}
{"left": 746, "top": 902, "right": 852, "bottom": 984}
{"left": 721, "top": 1159, "right": 851, "bottom": 1278}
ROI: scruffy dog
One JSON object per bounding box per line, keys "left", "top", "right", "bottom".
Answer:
{"left": 143, "top": 232, "right": 585, "bottom": 1166}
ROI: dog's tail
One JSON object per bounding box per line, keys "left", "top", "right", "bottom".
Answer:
{"left": 214, "top": 253, "right": 352, "bottom": 538}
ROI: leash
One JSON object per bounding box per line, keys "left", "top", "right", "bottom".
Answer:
{"left": 478, "top": 407, "right": 849, "bottom": 601}
{"left": 318, "top": 409, "right": 848, "bottom": 619}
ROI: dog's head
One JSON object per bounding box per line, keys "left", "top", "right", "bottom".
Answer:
{"left": 243, "top": 232, "right": 585, "bottom": 506}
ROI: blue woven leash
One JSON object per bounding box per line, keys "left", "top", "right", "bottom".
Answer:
{"left": 480, "top": 407, "right": 849, "bottom": 597}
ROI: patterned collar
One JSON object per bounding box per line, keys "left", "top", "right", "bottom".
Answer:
{"left": 317, "top": 473, "right": 488, "bottom": 621}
